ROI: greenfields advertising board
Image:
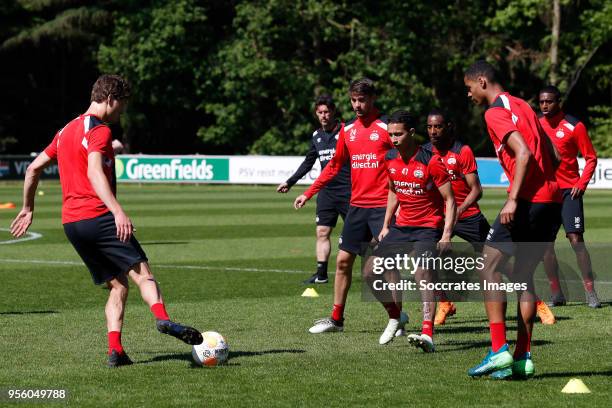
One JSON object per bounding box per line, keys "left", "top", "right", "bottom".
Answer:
{"left": 115, "top": 155, "right": 229, "bottom": 183}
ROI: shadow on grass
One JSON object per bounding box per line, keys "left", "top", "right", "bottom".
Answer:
{"left": 439, "top": 339, "right": 553, "bottom": 353}
{"left": 544, "top": 302, "right": 610, "bottom": 308}
{"left": 138, "top": 349, "right": 306, "bottom": 367}
{"left": 536, "top": 369, "right": 612, "bottom": 378}
{"left": 0, "top": 310, "right": 58, "bottom": 315}
{"left": 139, "top": 241, "right": 190, "bottom": 245}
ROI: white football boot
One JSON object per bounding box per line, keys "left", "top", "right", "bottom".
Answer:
{"left": 309, "top": 317, "right": 344, "bottom": 334}
{"left": 407, "top": 333, "right": 435, "bottom": 352}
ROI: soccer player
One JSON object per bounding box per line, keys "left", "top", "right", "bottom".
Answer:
{"left": 538, "top": 85, "right": 601, "bottom": 308}
{"left": 10, "top": 74, "right": 203, "bottom": 367}
{"left": 277, "top": 95, "right": 350, "bottom": 284}
{"left": 422, "top": 109, "right": 488, "bottom": 325}
{"left": 294, "top": 78, "right": 408, "bottom": 335}
{"left": 363, "top": 110, "right": 455, "bottom": 349}
{"left": 463, "top": 61, "right": 561, "bottom": 379}
{"left": 424, "top": 110, "right": 557, "bottom": 325}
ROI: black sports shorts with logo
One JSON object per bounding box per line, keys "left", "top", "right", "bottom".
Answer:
{"left": 552, "top": 188, "right": 585, "bottom": 236}
{"left": 316, "top": 188, "right": 350, "bottom": 227}
{"left": 64, "top": 212, "right": 148, "bottom": 285}
{"left": 339, "top": 206, "right": 386, "bottom": 255}
{"left": 485, "top": 199, "right": 561, "bottom": 256}
{"left": 453, "top": 212, "right": 491, "bottom": 252}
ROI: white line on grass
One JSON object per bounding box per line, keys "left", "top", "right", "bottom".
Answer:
{"left": 0, "top": 228, "right": 43, "bottom": 245}
{"left": 0, "top": 258, "right": 308, "bottom": 274}
{"left": 0, "top": 258, "right": 611, "bottom": 285}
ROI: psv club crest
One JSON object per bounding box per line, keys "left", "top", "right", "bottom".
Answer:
{"left": 414, "top": 169, "right": 424, "bottom": 179}
{"left": 369, "top": 130, "right": 380, "bottom": 141}
{"left": 447, "top": 157, "right": 457, "bottom": 165}
{"left": 556, "top": 130, "right": 565, "bottom": 138}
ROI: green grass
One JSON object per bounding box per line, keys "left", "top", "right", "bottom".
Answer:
{"left": 0, "top": 182, "right": 610, "bottom": 407}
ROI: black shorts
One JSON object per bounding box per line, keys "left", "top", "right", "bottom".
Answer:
{"left": 486, "top": 199, "right": 561, "bottom": 255}
{"left": 552, "top": 188, "right": 585, "bottom": 236}
{"left": 339, "top": 206, "right": 386, "bottom": 255}
{"left": 453, "top": 212, "right": 490, "bottom": 252}
{"left": 316, "top": 188, "right": 349, "bottom": 227}
{"left": 373, "top": 225, "right": 442, "bottom": 258}
{"left": 64, "top": 212, "right": 148, "bottom": 285}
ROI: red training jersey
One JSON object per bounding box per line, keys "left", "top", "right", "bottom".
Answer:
{"left": 484, "top": 92, "right": 560, "bottom": 203}
{"left": 384, "top": 148, "right": 450, "bottom": 229}
{"left": 304, "top": 110, "right": 392, "bottom": 207}
{"left": 44, "top": 114, "right": 115, "bottom": 224}
{"left": 538, "top": 111, "right": 597, "bottom": 190}
{"left": 423, "top": 141, "right": 481, "bottom": 220}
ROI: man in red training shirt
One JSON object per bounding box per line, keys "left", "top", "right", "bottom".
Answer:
{"left": 463, "top": 61, "right": 561, "bottom": 379}
{"left": 422, "top": 109, "right": 488, "bottom": 325}
{"left": 10, "top": 75, "right": 203, "bottom": 367}
{"left": 294, "top": 78, "right": 408, "bottom": 336}
{"left": 363, "top": 110, "right": 455, "bottom": 349}
{"left": 538, "top": 85, "right": 601, "bottom": 308}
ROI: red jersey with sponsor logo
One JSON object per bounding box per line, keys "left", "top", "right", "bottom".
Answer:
{"left": 44, "top": 114, "right": 115, "bottom": 224}
{"left": 423, "top": 141, "right": 480, "bottom": 220}
{"left": 385, "top": 148, "right": 450, "bottom": 229}
{"left": 484, "top": 92, "right": 560, "bottom": 203}
{"left": 538, "top": 111, "right": 597, "bottom": 190}
{"left": 305, "top": 110, "right": 392, "bottom": 207}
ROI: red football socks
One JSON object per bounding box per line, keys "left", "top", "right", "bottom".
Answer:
{"left": 422, "top": 320, "right": 434, "bottom": 338}
{"left": 489, "top": 322, "right": 507, "bottom": 352}
{"left": 583, "top": 279, "right": 594, "bottom": 292}
{"left": 108, "top": 331, "right": 123, "bottom": 355}
{"left": 151, "top": 303, "right": 170, "bottom": 321}
{"left": 331, "top": 304, "right": 345, "bottom": 321}
{"left": 549, "top": 277, "right": 561, "bottom": 293}
{"left": 514, "top": 329, "right": 532, "bottom": 357}
{"left": 383, "top": 302, "right": 401, "bottom": 319}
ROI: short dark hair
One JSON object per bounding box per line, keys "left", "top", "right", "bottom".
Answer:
{"left": 314, "top": 94, "right": 336, "bottom": 111}
{"left": 91, "top": 74, "right": 131, "bottom": 103}
{"left": 349, "top": 78, "right": 376, "bottom": 96}
{"left": 539, "top": 85, "right": 561, "bottom": 100}
{"left": 464, "top": 60, "right": 497, "bottom": 83}
{"left": 427, "top": 108, "right": 452, "bottom": 123}
{"left": 388, "top": 110, "right": 416, "bottom": 129}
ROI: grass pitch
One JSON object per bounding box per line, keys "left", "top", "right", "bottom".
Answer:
{"left": 0, "top": 182, "right": 610, "bottom": 407}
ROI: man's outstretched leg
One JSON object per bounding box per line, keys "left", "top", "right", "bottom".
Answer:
{"left": 309, "top": 249, "right": 356, "bottom": 333}
{"left": 468, "top": 244, "right": 513, "bottom": 377}
{"left": 362, "top": 256, "right": 408, "bottom": 345}
{"left": 128, "top": 262, "right": 203, "bottom": 345}
{"left": 106, "top": 274, "right": 132, "bottom": 367}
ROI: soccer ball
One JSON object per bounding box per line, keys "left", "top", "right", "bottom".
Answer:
{"left": 192, "top": 331, "right": 229, "bottom": 366}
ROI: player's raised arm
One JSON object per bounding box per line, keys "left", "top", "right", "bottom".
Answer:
{"left": 294, "top": 127, "right": 348, "bottom": 209}
{"left": 305, "top": 128, "right": 348, "bottom": 197}
{"left": 10, "top": 151, "right": 54, "bottom": 237}
{"left": 279, "top": 141, "right": 318, "bottom": 193}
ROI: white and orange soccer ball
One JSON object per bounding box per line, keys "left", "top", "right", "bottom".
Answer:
{"left": 192, "top": 331, "right": 229, "bottom": 367}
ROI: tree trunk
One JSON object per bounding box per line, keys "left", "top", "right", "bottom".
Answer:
{"left": 550, "top": 0, "right": 561, "bottom": 85}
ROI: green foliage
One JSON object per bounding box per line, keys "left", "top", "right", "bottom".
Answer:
{"left": 588, "top": 105, "right": 612, "bottom": 157}
{"left": 0, "top": 0, "right": 610, "bottom": 155}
